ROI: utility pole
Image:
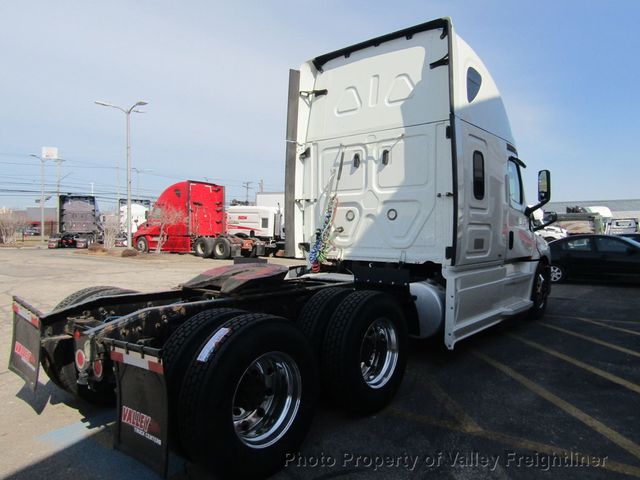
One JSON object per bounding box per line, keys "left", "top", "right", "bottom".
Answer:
{"left": 242, "top": 181, "right": 252, "bottom": 204}
{"left": 259, "top": 179, "right": 264, "bottom": 193}
{"left": 54, "top": 157, "right": 65, "bottom": 233}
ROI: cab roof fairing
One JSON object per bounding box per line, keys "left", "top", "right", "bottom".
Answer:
{"left": 451, "top": 34, "right": 515, "bottom": 146}
{"left": 298, "top": 18, "right": 515, "bottom": 149}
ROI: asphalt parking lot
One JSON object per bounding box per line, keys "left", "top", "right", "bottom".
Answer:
{"left": 1, "top": 247, "right": 639, "bottom": 479}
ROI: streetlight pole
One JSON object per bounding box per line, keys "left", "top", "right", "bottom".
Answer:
{"left": 32, "top": 154, "right": 47, "bottom": 244}
{"left": 95, "top": 100, "right": 148, "bottom": 247}
{"left": 30, "top": 147, "right": 58, "bottom": 243}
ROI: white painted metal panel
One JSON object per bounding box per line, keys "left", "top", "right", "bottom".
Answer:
{"left": 296, "top": 26, "right": 453, "bottom": 264}
{"left": 227, "top": 206, "right": 278, "bottom": 239}
{"left": 451, "top": 36, "right": 514, "bottom": 145}
{"left": 454, "top": 120, "right": 509, "bottom": 266}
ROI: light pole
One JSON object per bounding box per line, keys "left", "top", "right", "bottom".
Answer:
{"left": 30, "top": 147, "right": 58, "bottom": 243}
{"left": 95, "top": 100, "right": 148, "bottom": 247}
{"left": 54, "top": 157, "right": 66, "bottom": 233}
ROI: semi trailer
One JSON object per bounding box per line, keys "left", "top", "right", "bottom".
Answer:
{"left": 10, "top": 18, "right": 554, "bottom": 479}
{"left": 47, "top": 195, "right": 102, "bottom": 249}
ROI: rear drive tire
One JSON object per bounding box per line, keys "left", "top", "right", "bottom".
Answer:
{"left": 298, "top": 287, "right": 351, "bottom": 358}
{"left": 193, "top": 237, "right": 207, "bottom": 257}
{"left": 213, "top": 237, "right": 232, "bottom": 259}
{"left": 162, "top": 307, "right": 246, "bottom": 452}
{"left": 179, "top": 313, "right": 317, "bottom": 478}
{"left": 321, "top": 290, "right": 408, "bottom": 415}
{"left": 202, "top": 237, "right": 215, "bottom": 258}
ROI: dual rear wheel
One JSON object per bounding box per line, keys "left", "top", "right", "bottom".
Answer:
{"left": 299, "top": 288, "right": 408, "bottom": 415}
{"left": 165, "top": 310, "right": 316, "bottom": 478}
{"left": 165, "top": 288, "right": 407, "bottom": 478}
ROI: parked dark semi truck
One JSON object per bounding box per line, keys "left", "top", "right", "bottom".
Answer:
{"left": 48, "top": 195, "right": 101, "bottom": 249}
{"left": 10, "top": 18, "right": 555, "bottom": 478}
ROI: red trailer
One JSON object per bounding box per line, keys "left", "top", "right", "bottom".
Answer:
{"left": 133, "top": 181, "right": 226, "bottom": 254}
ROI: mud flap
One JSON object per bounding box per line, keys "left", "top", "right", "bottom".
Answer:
{"left": 110, "top": 343, "right": 169, "bottom": 478}
{"left": 9, "top": 298, "right": 43, "bottom": 391}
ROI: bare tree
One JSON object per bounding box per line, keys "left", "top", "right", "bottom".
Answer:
{"left": 146, "top": 203, "right": 187, "bottom": 254}
{"left": 0, "top": 210, "right": 27, "bottom": 244}
{"left": 102, "top": 214, "right": 120, "bottom": 250}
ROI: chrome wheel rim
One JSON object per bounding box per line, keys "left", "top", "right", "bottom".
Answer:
{"left": 550, "top": 265, "right": 563, "bottom": 283}
{"left": 360, "top": 318, "right": 398, "bottom": 389}
{"left": 232, "top": 352, "right": 301, "bottom": 449}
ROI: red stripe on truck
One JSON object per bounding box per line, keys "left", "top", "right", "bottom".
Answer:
{"left": 148, "top": 361, "right": 164, "bottom": 375}
{"left": 110, "top": 351, "right": 124, "bottom": 363}
{"left": 13, "top": 302, "right": 40, "bottom": 328}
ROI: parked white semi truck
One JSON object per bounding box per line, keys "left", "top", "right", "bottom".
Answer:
{"left": 226, "top": 202, "right": 284, "bottom": 256}
{"left": 10, "top": 18, "right": 553, "bottom": 479}
{"left": 119, "top": 198, "right": 151, "bottom": 235}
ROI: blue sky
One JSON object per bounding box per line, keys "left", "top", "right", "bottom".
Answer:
{"left": 1, "top": 1, "right": 638, "bottom": 211}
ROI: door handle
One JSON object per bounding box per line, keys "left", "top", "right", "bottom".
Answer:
{"left": 509, "top": 231, "right": 514, "bottom": 249}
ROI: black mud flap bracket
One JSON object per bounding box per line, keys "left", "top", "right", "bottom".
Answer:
{"left": 107, "top": 340, "right": 169, "bottom": 478}
{"left": 9, "top": 297, "right": 43, "bottom": 391}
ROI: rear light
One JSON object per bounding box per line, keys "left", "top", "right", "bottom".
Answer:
{"left": 75, "top": 349, "right": 86, "bottom": 370}
{"left": 75, "top": 339, "right": 92, "bottom": 371}
{"left": 93, "top": 360, "right": 103, "bottom": 380}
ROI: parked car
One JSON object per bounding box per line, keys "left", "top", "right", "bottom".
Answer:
{"left": 549, "top": 234, "right": 640, "bottom": 283}
{"left": 618, "top": 233, "right": 640, "bottom": 242}
{"left": 114, "top": 234, "right": 128, "bottom": 247}
{"left": 22, "top": 226, "right": 40, "bottom": 236}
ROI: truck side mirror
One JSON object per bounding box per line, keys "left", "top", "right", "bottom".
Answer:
{"left": 525, "top": 170, "right": 551, "bottom": 217}
{"left": 538, "top": 170, "right": 551, "bottom": 203}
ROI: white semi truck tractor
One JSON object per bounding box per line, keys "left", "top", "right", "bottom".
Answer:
{"left": 10, "top": 18, "right": 553, "bottom": 478}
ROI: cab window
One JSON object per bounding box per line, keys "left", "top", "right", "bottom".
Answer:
{"left": 473, "top": 151, "right": 485, "bottom": 200}
{"left": 467, "top": 67, "right": 482, "bottom": 103}
{"left": 507, "top": 160, "right": 523, "bottom": 207}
